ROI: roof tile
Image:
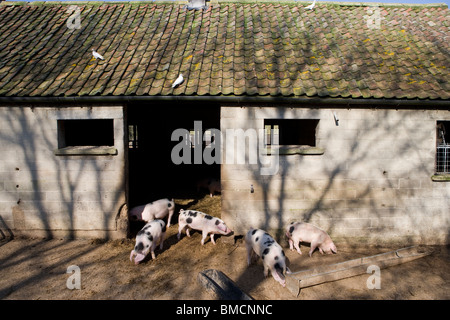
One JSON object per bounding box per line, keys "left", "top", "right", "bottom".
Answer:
{"left": 0, "top": 2, "right": 448, "bottom": 100}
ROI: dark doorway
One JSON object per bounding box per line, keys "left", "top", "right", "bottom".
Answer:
{"left": 127, "top": 101, "right": 220, "bottom": 207}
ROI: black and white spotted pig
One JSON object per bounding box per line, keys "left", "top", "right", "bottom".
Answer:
{"left": 130, "top": 219, "right": 166, "bottom": 264}
{"left": 128, "top": 198, "right": 175, "bottom": 227}
{"left": 245, "top": 228, "right": 290, "bottom": 287}
{"left": 177, "top": 209, "right": 232, "bottom": 245}
{"left": 285, "top": 222, "right": 337, "bottom": 257}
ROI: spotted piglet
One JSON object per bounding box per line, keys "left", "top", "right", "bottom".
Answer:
{"left": 177, "top": 209, "right": 233, "bottom": 245}
{"left": 285, "top": 222, "right": 337, "bottom": 257}
{"left": 130, "top": 219, "right": 166, "bottom": 264}
{"left": 245, "top": 228, "right": 291, "bottom": 287}
{"left": 128, "top": 198, "right": 175, "bottom": 227}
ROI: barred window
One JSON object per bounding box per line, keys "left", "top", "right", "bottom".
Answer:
{"left": 436, "top": 121, "right": 450, "bottom": 174}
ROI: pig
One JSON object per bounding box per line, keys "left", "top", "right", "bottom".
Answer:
{"left": 130, "top": 219, "right": 166, "bottom": 264}
{"left": 128, "top": 198, "right": 175, "bottom": 227}
{"left": 177, "top": 209, "right": 232, "bottom": 245}
{"left": 196, "top": 177, "right": 221, "bottom": 197}
{"left": 245, "top": 228, "right": 290, "bottom": 287}
{"left": 285, "top": 222, "right": 337, "bottom": 257}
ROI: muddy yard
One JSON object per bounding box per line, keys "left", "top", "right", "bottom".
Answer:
{"left": 0, "top": 195, "right": 449, "bottom": 300}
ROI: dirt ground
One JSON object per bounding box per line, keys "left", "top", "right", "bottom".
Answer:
{"left": 0, "top": 195, "right": 449, "bottom": 300}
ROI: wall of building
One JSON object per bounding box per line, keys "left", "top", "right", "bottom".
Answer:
{"left": 221, "top": 105, "right": 450, "bottom": 245}
{"left": 0, "top": 105, "right": 128, "bottom": 239}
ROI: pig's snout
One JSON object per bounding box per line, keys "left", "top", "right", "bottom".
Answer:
{"left": 330, "top": 244, "right": 337, "bottom": 254}
{"left": 223, "top": 226, "right": 233, "bottom": 235}
{"left": 129, "top": 250, "right": 146, "bottom": 265}
{"left": 279, "top": 279, "right": 286, "bottom": 287}
{"left": 129, "top": 250, "right": 140, "bottom": 265}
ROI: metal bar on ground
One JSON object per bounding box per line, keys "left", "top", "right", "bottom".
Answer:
{"left": 198, "top": 269, "right": 254, "bottom": 300}
{"left": 286, "top": 246, "right": 433, "bottom": 297}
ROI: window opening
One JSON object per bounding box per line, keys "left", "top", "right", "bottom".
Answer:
{"left": 128, "top": 124, "right": 139, "bottom": 149}
{"left": 189, "top": 129, "right": 213, "bottom": 148}
{"left": 264, "top": 119, "right": 319, "bottom": 146}
{"left": 58, "top": 119, "right": 114, "bottom": 148}
{"left": 436, "top": 121, "right": 450, "bottom": 174}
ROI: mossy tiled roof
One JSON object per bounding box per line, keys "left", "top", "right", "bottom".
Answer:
{"left": 0, "top": 1, "right": 449, "bottom": 99}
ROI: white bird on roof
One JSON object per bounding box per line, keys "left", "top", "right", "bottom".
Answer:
{"left": 172, "top": 74, "right": 184, "bottom": 88}
{"left": 92, "top": 48, "right": 104, "bottom": 60}
{"left": 305, "top": 0, "right": 316, "bottom": 10}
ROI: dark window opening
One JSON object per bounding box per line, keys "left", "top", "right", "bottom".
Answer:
{"left": 58, "top": 119, "right": 114, "bottom": 148}
{"left": 128, "top": 124, "right": 139, "bottom": 149}
{"left": 436, "top": 121, "right": 450, "bottom": 174}
{"left": 189, "top": 129, "right": 214, "bottom": 148}
{"left": 264, "top": 119, "right": 319, "bottom": 146}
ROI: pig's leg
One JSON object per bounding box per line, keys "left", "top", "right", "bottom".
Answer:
{"left": 150, "top": 243, "right": 157, "bottom": 260}
{"left": 201, "top": 231, "right": 209, "bottom": 245}
{"left": 186, "top": 227, "right": 191, "bottom": 238}
{"left": 288, "top": 238, "right": 294, "bottom": 251}
{"left": 167, "top": 209, "right": 174, "bottom": 228}
{"left": 245, "top": 244, "right": 253, "bottom": 266}
{"left": 177, "top": 223, "right": 185, "bottom": 240}
{"left": 210, "top": 233, "right": 216, "bottom": 245}
{"left": 309, "top": 240, "right": 319, "bottom": 257}
{"left": 263, "top": 263, "right": 269, "bottom": 278}
{"left": 159, "top": 233, "right": 165, "bottom": 250}
{"left": 294, "top": 241, "right": 302, "bottom": 255}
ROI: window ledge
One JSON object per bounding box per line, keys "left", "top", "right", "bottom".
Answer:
{"left": 431, "top": 174, "right": 450, "bottom": 182}
{"left": 265, "top": 145, "right": 325, "bottom": 155}
{"left": 54, "top": 146, "right": 118, "bottom": 156}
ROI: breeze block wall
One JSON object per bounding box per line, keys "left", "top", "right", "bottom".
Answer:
{"left": 0, "top": 105, "right": 128, "bottom": 239}
{"left": 221, "top": 105, "right": 450, "bottom": 245}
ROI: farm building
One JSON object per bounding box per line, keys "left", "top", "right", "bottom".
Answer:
{"left": 0, "top": 1, "right": 449, "bottom": 244}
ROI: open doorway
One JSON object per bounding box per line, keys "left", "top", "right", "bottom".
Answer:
{"left": 126, "top": 101, "right": 221, "bottom": 208}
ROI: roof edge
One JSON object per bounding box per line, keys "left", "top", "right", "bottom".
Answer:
{"left": 1, "top": 95, "right": 449, "bottom": 108}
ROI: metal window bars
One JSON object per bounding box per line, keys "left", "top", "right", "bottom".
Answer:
{"left": 436, "top": 144, "right": 450, "bottom": 174}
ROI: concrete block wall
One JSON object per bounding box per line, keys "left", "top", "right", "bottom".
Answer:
{"left": 220, "top": 105, "right": 450, "bottom": 244}
{"left": 0, "top": 105, "right": 127, "bottom": 239}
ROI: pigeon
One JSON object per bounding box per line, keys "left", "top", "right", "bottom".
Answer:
{"left": 305, "top": 0, "right": 316, "bottom": 10}
{"left": 184, "top": 0, "right": 208, "bottom": 11}
{"left": 172, "top": 74, "right": 184, "bottom": 88}
{"left": 92, "top": 49, "right": 104, "bottom": 60}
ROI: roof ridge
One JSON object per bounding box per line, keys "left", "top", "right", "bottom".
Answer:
{"left": 214, "top": 0, "right": 449, "bottom": 8}
{"left": 0, "top": 1, "right": 448, "bottom": 9}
